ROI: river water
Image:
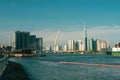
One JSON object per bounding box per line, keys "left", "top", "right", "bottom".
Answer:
{"left": 10, "top": 54, "right": 120, "bottom": 80}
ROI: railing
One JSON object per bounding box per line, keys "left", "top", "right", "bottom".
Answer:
{"left": 0, "top": 55, "right": 8, "bottom": 76}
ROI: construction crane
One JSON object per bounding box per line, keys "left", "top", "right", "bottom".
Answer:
{"left": 54, "top": 30, "right": 61, "bottom": 53}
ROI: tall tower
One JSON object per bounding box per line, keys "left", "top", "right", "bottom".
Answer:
{"left": 84, "top": 22, "right": 87, "bottom": 51}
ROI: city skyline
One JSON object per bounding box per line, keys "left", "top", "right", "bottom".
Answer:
{"left": 0, "top": 0, "right": 120, "bottom": 46}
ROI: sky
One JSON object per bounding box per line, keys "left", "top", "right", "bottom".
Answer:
{"left": 0, "top": 0, "right": 120, "bottom": 47}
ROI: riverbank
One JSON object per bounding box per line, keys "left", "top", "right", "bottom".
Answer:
{"left": 0, "top": 61, "right": 31, "bottom": 80}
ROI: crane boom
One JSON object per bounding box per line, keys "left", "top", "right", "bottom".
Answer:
{"left": 54, "top": 30, "right": 60, "bottom": 52}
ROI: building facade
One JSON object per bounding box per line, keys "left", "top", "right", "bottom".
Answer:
{"left": 11, "top": 31, "right": 43, "bottom": 53}
{"left": 15, "top": 31, "right": 30, "bottom": 50}
{"left": 83, "top": 22, "right": 88, "bottom": 51}
{"left": 63, "top": 44, "right": 68, "bottom": 52}
{"left": 87, "top": 38, "right": 97, "bottom": 51}
{"left": 96, "top": 39, "right": 110, "bottom": 52}
{"left": 30, "top": 35, "right": 36, "bottom": 49}
{"left": 76, "top": 40, "right": 84, "bottom": 51}
{"left": 38, "top": 38, "right": 43, "bottom": 53}
{"left": 68, "top": 40, "right": 76, "bottom": 51}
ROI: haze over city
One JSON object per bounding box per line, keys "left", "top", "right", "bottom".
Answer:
{"left": 0, "top": 0, "right": 120, "bottom": 46}
{"left": 1, "top": 1, "right": 120, "bottom": 80}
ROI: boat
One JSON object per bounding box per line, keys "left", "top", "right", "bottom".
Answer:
{"left": 37, "top": 54, "right": 46, "bottom": 57}
{"left": 112, "top": 47, "right": 120, "bottom": 56}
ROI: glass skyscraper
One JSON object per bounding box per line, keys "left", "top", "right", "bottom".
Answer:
{"left": 14, "top": 31, "right": 43, "bottom": 53}
{"left": 15, "top": 31, "right": 30, "bottom": 50}
{"left": 84, "top": 22, "right": 88, "bottom": 51}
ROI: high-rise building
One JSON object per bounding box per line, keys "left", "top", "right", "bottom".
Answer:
{"left": 11, "top": 31, "right": 43, "bottom": 53}
{"left": 96, "top": 39, "right": 109, "bottom": 51}
{"left": 86, "top": 38, "right": 110, "bottom": 52}
{"left": 36, "top": 38, "right": 40, "bottom": 50}
{"left": 15, "top": 31, "right": 30, "bottom": 50}
{"left": 39, "top": 38, "right": 43, "bottom": 53}
{"left": 93, "top": 39, "right": 97, "bottom": 51}
{"left": 87, "top": 38, "right": 97, "bottom": 51}
{"left": 76, "top": 41, "right": 79, "bottom": 50}
{"left": 30, "top": 35, "right": 36, "bottom": 49}
{"left": 11, "top": 31, "right": 15, "bottom": 51}
{"left": 68, "top": 40, "right": 76, "bottom": 51}
{"left": 63, "top": 44, "right": 68, "bottom": 51}
{"left": 76, "top": 40, "right": 84, "bottom": 51}
{"left": 88, "top": 38, "right": 93, "bottom": 51}
{"left": 96, "top": 39, "right": 102, "bottom": 51}
{"left": 45, "top": 44, "right": 52, "bottom": 53}
{"left": 55, "top": 45, "right": 59, "bottom": 52}
{"left": 84, "top": 22, "right": 88, "bottom": 51}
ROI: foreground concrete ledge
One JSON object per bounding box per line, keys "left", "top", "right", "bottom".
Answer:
{"left": 0, "top": 61, "right": 31, "bottom": 80}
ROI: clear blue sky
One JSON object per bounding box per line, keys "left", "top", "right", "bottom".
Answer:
{"left": 0, "top": 0, "right": 120, "bottom": 46}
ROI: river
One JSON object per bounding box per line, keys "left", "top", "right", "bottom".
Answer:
{"left": 9, "top": 54, "right": 120, "bottom": 80}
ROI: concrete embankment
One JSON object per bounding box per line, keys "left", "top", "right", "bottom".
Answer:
{"left": 0, "top": 55, "right": 8, "bottom": 77}
{"left": 0, "top": 61, "right": 31, "bottom": 80}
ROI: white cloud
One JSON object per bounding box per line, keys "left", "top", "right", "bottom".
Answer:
{"left": 0, "top": 26, "right": 119, "bottom": 47}
{"left": 89, "top": 26, "right": 120, "bottom": 37}
{"left": 88, "top": 26, "right": 120, "bottom": 46}
{"left": 32, "top": 26, "right": 120, "bottom": 47}
{"left": 31, "top": 29, "right": 84, "bottom": 46}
